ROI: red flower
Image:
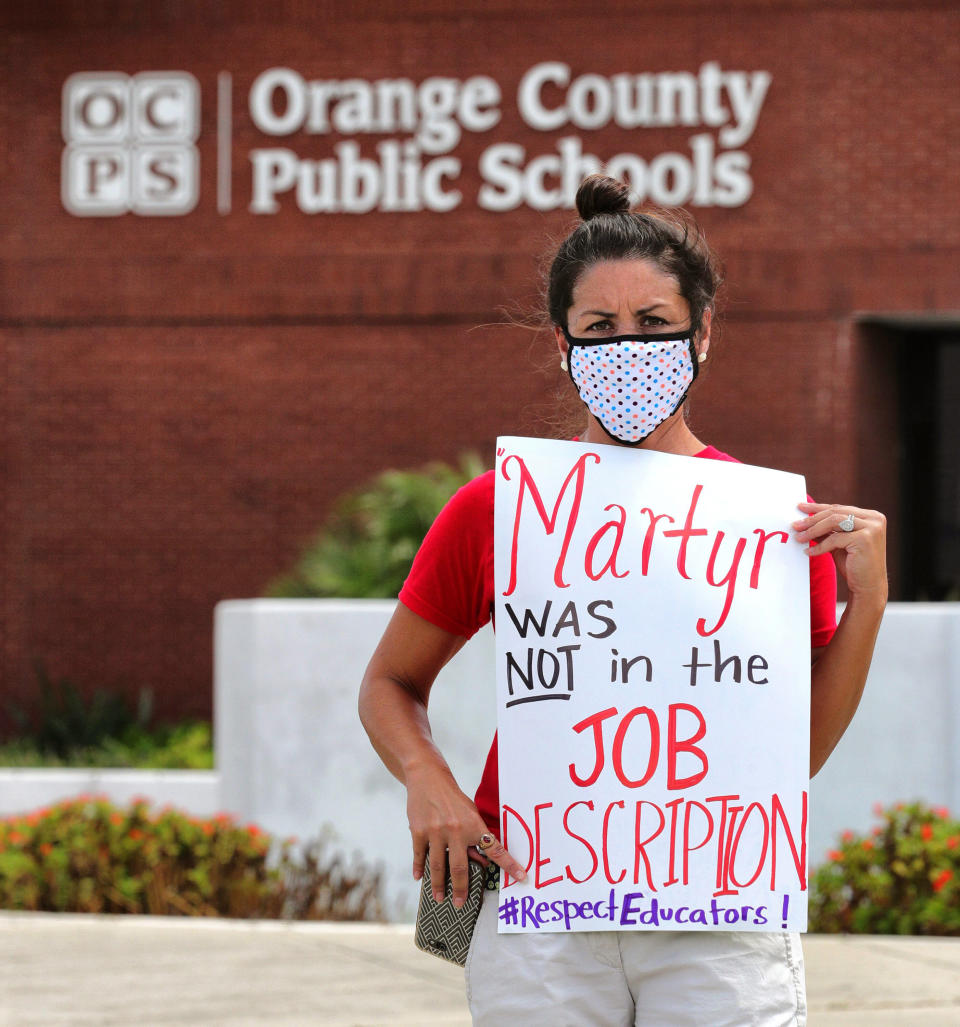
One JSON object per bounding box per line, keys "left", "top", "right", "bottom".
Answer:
{"left": 201, "top": 823, "right": 215, "bottom": 836}
{"left": 246, "top": 824, "right": 263, "bottom": 838}
{"left": 922, "top": 824, "right": 934, "bottom": 841}
{"left": 933, "top": 869, "right": 953, "bottom": 892}
{"left": 862, "top": 840, "right": 874, "bottom": 851}
{"left": 872, "top": 801, "right": 885, "bottom": 817}
{"left": 934, "top": 806, "right": 950, "bottom": 819}
{"left": 110, "top": 813, "right": 124, "bottom": 826}
{"left": 842, "top": 829, "right": 854, "bottom": 842}
{"left": 9, "top": 832, "right": 25, "bottom": 845}
{"left": 828, "top": 849, "right": 843, "bottom": 862}
{"left": 39, "top": 843, "right": 53, "bottom": 857}
{"left": 947, "top": 836, "right": 959, "bottom": 850}
{"left": 872, "top": 826, "right": 883, "bottom": 837}
{"left": 128, "top": 829, "right": 144, "bottom": 841}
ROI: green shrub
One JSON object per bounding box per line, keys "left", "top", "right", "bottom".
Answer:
{"left": 809, "top": 801, "right": 960, "bottom": 934}
{"left": 6, "top": 664, "right": 151, "bottom": 758}
{"left": 267, "top": 451, "right": 488, "bottom": 598}
{"left": 0, "top": 797, "right": 384, "bottom": 920}
{"left": 2, "top": 664, "right": 213, "bottom": 768}
{"left": 0, "top": 721, "right": 213, "bottom": 769}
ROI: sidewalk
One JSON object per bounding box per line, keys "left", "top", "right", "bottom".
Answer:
{"left": 1, "top": 912, "right": 959, "bottom": 1025}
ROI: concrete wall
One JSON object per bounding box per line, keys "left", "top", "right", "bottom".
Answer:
{"left": 214, "top": 599, "right": 960, "bottom": 920}
{"left": 0, "top": 770, "right": 219, "bottom": 818}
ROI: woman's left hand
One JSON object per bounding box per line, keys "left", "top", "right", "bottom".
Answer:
{"left": 792, "top": 502, "right": 888, "bottom": 602}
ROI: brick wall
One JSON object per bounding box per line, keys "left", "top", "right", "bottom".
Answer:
{"left": 1, "top": 1, "right": 957, "bottom": 726}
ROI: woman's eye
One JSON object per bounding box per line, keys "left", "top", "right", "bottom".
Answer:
{"left": 586, "top": 320, "right": 613, "bottom": 332}
{"left": 641, "top": 316, "right": 668, "bottom": 328}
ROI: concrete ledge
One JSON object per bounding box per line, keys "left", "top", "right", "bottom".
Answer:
{"left": 0, "top": 769, "right": 221, "bottom": 818}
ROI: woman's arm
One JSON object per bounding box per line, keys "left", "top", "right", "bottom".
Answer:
{"left": 792, "top": 503, "right": 888, "bottom": 776}
{"left": 359, "top": 602, "right": 526, "bottom": 908}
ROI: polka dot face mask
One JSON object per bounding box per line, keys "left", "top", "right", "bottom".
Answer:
{"left": 561, "top": 326, "right": 700, "bottom": 445}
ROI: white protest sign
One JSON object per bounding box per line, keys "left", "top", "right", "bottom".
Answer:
{"left": 493, "top": 437, "right": 811, "bottom": 934}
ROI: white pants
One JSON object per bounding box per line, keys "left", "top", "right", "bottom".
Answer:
{"left": 465, "top": 891, "right": 806, "bottom": 1026}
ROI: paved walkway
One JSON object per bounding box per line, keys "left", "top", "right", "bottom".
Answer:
{"left": 1, "top": 913, "right": 960, "bottom": 1025}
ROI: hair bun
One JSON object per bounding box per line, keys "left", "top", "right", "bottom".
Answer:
{"left": 575, "top": 174, "right": 632, "bottom": 221}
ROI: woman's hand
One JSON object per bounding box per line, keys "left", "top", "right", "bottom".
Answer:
{"left": 793, "top": 502, "right": 888, "bottom": 775}
{"left": 792, "top": 502, "right": 888, "bottom": 603}
{"left": 359, "top": 603, "right": 528, "bottom": 910}
{"left": 406, "top": 762, "right": 527, "bottom": 908}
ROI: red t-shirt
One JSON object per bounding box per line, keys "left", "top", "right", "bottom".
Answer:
{"left": 398, "top": 444, "right": 838, "bottom": 832}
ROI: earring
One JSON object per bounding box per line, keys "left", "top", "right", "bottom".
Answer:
{"left": 560, "top": 359, "right": 568, "bottom": 371}
{"left": 698, "top": 352, "right": 707, "bottom": 364}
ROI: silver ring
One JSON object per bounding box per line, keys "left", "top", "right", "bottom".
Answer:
{"left": 476, "top": 833, "right": 495, "bottom": 851}
{"left": 839, "top": 513, "right": 856, "bottom": 532}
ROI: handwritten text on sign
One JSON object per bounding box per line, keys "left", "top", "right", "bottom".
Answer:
{"left": 493, "top": 438, "right": 811, "bottom": 933}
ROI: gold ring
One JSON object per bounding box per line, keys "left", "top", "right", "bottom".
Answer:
{"left": 476, "top": 833, "right": 495, "bottom": 851}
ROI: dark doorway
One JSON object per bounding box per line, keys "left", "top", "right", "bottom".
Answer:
{"left": 857, "top": 319, "right": 960, "bottom": 601}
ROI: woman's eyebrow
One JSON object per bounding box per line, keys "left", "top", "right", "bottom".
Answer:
{"left": 578, "top": 304, "right": 668, "bottom": 318}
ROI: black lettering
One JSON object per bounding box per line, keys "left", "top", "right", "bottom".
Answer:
{"left": 505, "top": 602, "right": 552, "bottom": 638}
{"left": 587, "top": 599, "right": 617, "bottom": 639}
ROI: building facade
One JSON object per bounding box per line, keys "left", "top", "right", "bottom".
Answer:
{"left": 1, "top": 1, "right": 958, "bottom": 726}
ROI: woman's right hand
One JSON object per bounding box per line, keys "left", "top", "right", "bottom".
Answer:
{"left": 359, "top": 604, "right": 528, "bottom": 908}
{"left": 406, "top": 763, "right": 527, "bottom": 908}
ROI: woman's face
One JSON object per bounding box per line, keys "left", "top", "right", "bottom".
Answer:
{"left": 554, "top": 258, "right": 712, "bottom": 449}
{"left": 556, "top": 257, "right": 709, "bottom": 346}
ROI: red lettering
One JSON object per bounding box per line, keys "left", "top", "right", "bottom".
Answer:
{"left": 750, "top": 528, "right": 789, "bottom": 589}
{"left": 662, "top": 483, "right": 709, "bottom": 579}
{"left": 562, "top": 801, "right": 599, "bottom": 884}
{"left": 612, "top": 707, "right": 659, "bottom": 788}
{"left": 717, "top": 803, "right": 744, "bottom": 896}
{"left": 705, "top": 794, "right": 739, "bottom": 893}
{"left": 633, "top": 800, "right": 666, "bottom": 890}
{"left": 501, "top": 451, "right": 600, "bottom": 596}
{"left": 771, "top": 791, "right": 808, "bottom": 891}
{"left": 569, "top": 706, "right": 618, "bottom": 787}
{"left": 602, "top": 801, "right": 626, "bottom": 884}
{"left": 682, "top": 800, "right": 714, "bottom": 885}
{"left": 584, "top": 504, "right": 629, "bottom": 581}
{"left": 696, "top": 531, "right": 747, "bottom": 636}
{"left": 663, "top": 797, "right": 684, "bottom": 886}
{"left": 639, "top": 507, "right": 675, "bottom": 573}
{"left": 534, "top": 803, "right": 563, "bottom": 887}
{"left": 501, "top": 804, "right": 534, "bottom": 888}
{"left": 728, "top": 802, "right": 770, "bottom": 889}
{"left": 667, "top": 703, "right": 709, "bottom": 789}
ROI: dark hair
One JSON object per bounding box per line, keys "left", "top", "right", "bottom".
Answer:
{"left": 547, "top": 174, "right": 722, "bottom": 334}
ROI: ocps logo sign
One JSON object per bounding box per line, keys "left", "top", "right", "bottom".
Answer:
{"left": 61, "top": 72, "right": 200, "bottom": 216}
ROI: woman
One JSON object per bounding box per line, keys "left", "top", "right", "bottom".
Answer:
{"left": 359, "top": 174, "right": 887, "bottom": 1025}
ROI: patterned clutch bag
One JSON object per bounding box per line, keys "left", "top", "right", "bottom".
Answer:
{"left": 414, "top": 858, "right": 494, "bottom": 966}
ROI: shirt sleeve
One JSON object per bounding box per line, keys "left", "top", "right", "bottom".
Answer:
{"left": 397, "top": 471, "right": 494, "bottom": 639}
{"left": 809, "top": 550, "right": 838, "bottom": 647}
{"left": 807, "top": 491, "right": 839, "bottom": 646}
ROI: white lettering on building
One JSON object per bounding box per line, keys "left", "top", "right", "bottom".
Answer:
{"left": 61, "top": 71, "right": 200, "bottom": 217}
{"left": 62, "top": 60, "right": 771, "bottom": 217}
